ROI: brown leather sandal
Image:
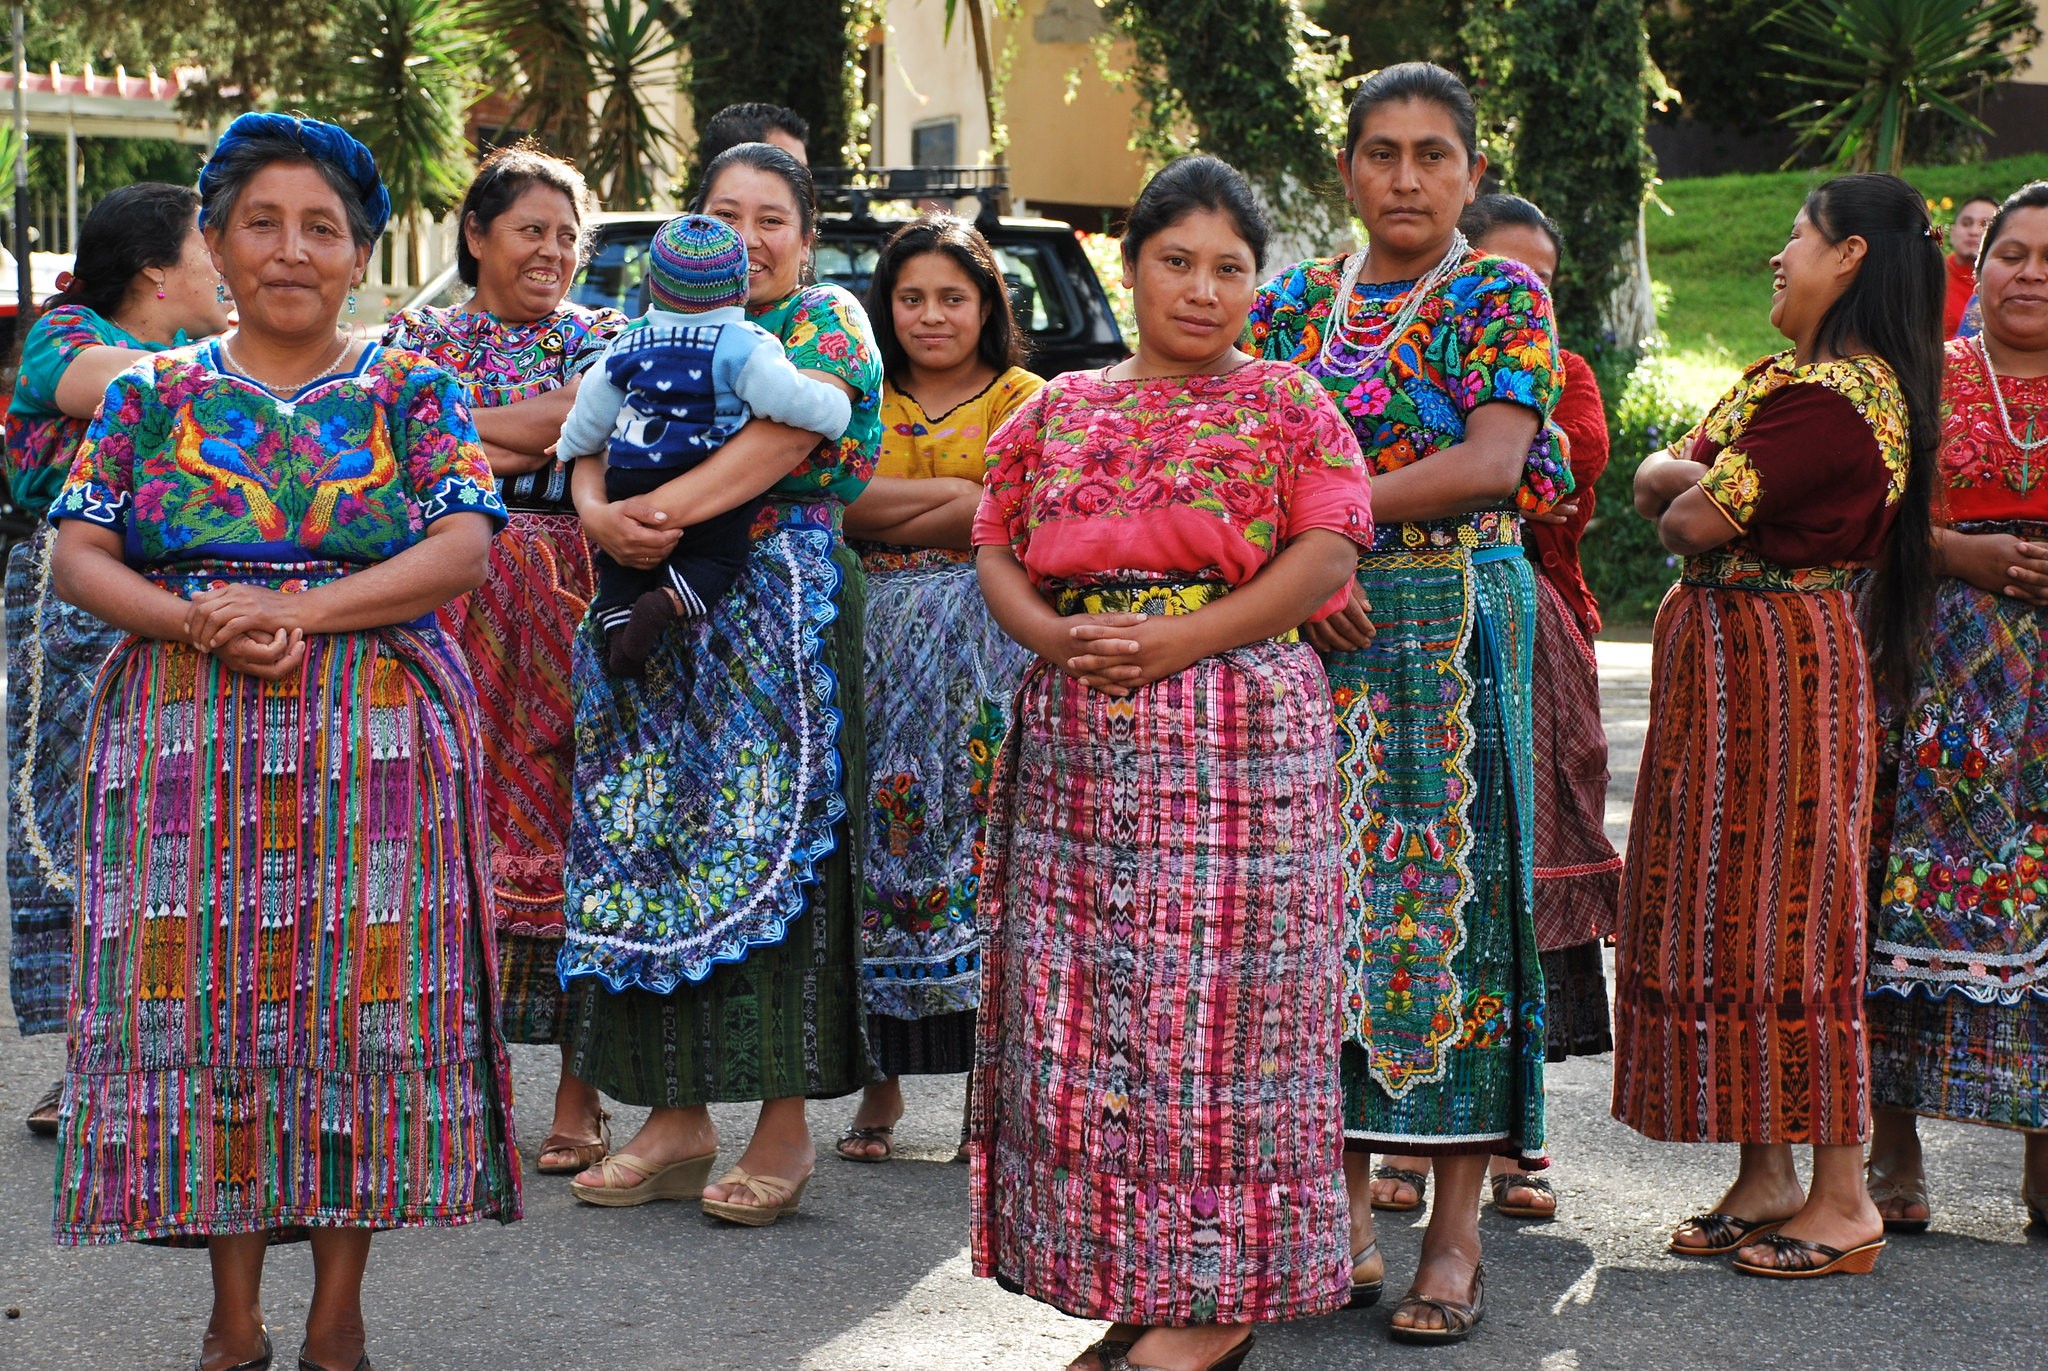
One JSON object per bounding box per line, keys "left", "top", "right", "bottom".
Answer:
{"left": 536, "top": 1109, "right": 611, "bottom": 1176}
{"left": 1388, "top": 1263, "right": 1485, "bottom": 1346}
{"left": 1066, "top": 1324, "right": 1140, "bottom": 1371}
{"left": 1369, "top": 1164, "right": 1428, "bottom": 1212}
{"left": 1348, "top": 1239, "right": 1384, "bottom": 1309}
{"left": 1729, "top": 1232, "right": 1885, "bottom": 1278}
{"left": 1490, "top": 1171, "right": 1558, "bottom": 1220}
{"left": 1667, "top": 1211, "right": 1787, "bottom": 1256}
{"left": 24, "top": 1080, "right": 60, "bottom": 1137}
{"left": 1110, "top": 1330, "right": 1254, "bottom": 1371}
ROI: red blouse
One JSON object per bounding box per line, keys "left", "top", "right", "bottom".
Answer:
{"left": 1689, "top": 352, "right": 1910, "bottom": 568}
{"left": 1944, "top": 254, "right": 1976, "bottom": 339}
{"left": 1938, "top": 336, "right": 2048, "bottom": 524}
{"left": 1527, "top": 349, "right": 1609, "bottom": 632}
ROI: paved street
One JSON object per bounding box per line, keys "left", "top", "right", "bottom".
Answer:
{"left": 2, "top": 640, "right": 2043, "bottom": 1371}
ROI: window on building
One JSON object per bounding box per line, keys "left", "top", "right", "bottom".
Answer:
{"left": 911, "top": 119, "right": 959, "bottom": 169}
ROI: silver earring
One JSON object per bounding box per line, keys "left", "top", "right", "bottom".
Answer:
{"left": 347, "top": 292, "right": 358, "bottom": 316}
{"left": 216, "top": 282, "right": 229, "bottom": 304}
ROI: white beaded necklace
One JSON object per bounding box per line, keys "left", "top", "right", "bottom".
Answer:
{"left": 1976, "top": 334, "right": 2048, "bottom": 455}
{"left": 223, "top": 328, "right": 355, "bottom": 397}
{"left": 1317, "top": 230, "right": 1470, "bottom": 377}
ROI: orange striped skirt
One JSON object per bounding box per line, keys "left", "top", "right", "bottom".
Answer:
{"left": 1612, "top": 561, "right": 1877, "bottom": 1145}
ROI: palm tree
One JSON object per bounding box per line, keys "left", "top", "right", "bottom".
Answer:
{"left": 584, "top": 0, "right": 681, "bottom": 210}
{"left": 469, "top": 0, "right": 596, "bottom": 156}
{"left": 306, "top": 0, "right": 496, "bottom": 278}
{"left": 1772, "top": 0, "right": 2039, "bottom": 174}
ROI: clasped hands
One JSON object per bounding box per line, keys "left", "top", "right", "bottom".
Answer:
{"left": 1043, "top": 585, "right": 1376, "bottom": 697}
{"left": 182, "top": 584, "right": 307, "bottom": 680}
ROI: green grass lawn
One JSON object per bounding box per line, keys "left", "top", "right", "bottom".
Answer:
{"left": 1646, "top": 152, "right": 2048, "bottom": 411}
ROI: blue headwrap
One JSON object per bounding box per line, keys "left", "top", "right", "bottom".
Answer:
{"left": 198, "top": 113, "right": 392, "bottom": 240}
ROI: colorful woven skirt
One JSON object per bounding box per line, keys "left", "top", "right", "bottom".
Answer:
{"left": 6, "top": 527, "right": 123, "bottom": 1037}
{"left": 438, "top": 510, "right": 594, "bottom": 1044}
{"left": 53, "top": 602, "right": 521, "bottom": 1244}
{"left": 565, "top": 516, "right": 868, "bottom": 1107}
{"left": 1530, "top": 573, "right": 1622, "bottom": 954}
{"left": 1865, "top": 545, "right": 2048, "bottom": 1129}
{"left": 971, "top": 628, "right": 1350, "bottom": 1326}
{"left": 1613, "top": 555, "right": 1876, "bottom": 1145}
{"left": 1328, "top": 547, "right": 1547, "bottom": 1162}
{"left": 857, "top": 548, "right": 1030, "bottom": 1072}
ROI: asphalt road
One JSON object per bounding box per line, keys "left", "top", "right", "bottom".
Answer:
{"left": 2, "top": 640, "right": 2043, "bottom": 1371}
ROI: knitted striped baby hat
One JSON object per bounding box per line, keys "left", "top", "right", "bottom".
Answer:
{"left": 647, "top": 213, "right": 750, "bottom": 312}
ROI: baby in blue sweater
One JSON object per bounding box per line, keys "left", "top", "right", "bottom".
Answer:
{"left": 557, "top": 214, "right": 851, "bottom": 674}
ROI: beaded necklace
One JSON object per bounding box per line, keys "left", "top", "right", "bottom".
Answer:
{"left": 223, "top": 328, "right": 355, "bottom": 397}
{"left": 1316, "top": 230, "right": 1470, "bottom": 378}
{"left": 1976, "top": 334, "right": 2048, "bottom": 457}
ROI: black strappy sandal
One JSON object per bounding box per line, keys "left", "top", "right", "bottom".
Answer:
{"left": 1111, "top": 1330, "right": 1254, "bottom": 1371}
{"left": 1729, "top": 1232, "right": 1885, "bottom": 1278}
{"left": 1348, "top": 1239, "right": 1384, "bottom": 1309}
{"left": 1067, "top": 1324, "right": 1140, "bottom": 1371}
{"left": 195, "top": 1329, "right": 273, "bottom": 1371}
{"left": 1667, "top": 1211, "right": 1787, "bottom": 1256}
{"left": 1369, "top": 1164, "right": 1428, "bottom": 1212}
{"left": 1388, "top": 1263, "right": 1485, "bottom": 1346}
{"left": 1490, "top": 1171, "right": 1557, "bottom": 1220}
{"left": 834, "top": 1124, "right": 895, "bottom": 1163}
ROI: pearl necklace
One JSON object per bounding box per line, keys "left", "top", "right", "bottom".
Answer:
{"left": 1976, "top": 334, "right": 2048, "bottom": 454}
{"left": 1317, "top": 230, "right": 1470, "bottom": 378}
{"left": 223, "top": 328, "right": 355, "bottom": 397}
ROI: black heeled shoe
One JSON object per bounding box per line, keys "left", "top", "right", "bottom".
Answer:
{"left": 297, "top": 1354, "right": 371, "bottom": 1371}
{"left": 195, "top": 1329, "right": 273, "bottom": 1371}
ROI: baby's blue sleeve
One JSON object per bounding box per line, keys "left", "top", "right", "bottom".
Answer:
{"left": 556, "top": 350, "right": 627, "bottom": 459}
{"left": 722, "top": 323, "right": 853, "bottom": 441}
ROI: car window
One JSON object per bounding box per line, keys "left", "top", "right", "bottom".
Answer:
{"left": 989, "top": 241, "right": 1071, "bottom": 336}
{"left": 572, "top": 233, "right": 654, "bottom": 315}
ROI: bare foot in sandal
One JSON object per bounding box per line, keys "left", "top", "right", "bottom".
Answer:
{"left": 537, "top": 1050, "right": 610, "bottom": 1174}
{"left": 573, "top": 1104, "right": 718, "bottom": 1196}
{"left": 837, "top": 1076, "right": 904, "bottom": 1161}
{"left": 1489, "top": 1157, "right": 1558, "bottom": 1219}
{"left": 1370, "top": 1154, "right": 1431, "bottom": 1210}
{"left": 1865, "top": 1108, "right": 1930, "bottom": 1232}
{"left": 704, "top": 1096, "right": 816, "bottom": 1217}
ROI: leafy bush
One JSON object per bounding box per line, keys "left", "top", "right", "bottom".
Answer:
{"left": 1581, "top": 351, "right": 1706, "bottom": 625}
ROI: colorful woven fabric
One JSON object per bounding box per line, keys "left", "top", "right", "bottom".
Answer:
{"left": 647, "top": 214, "right": 749, "bottom": 313}
{"left": 857, "top": 556, "right": 1031, "bottom": 1020}
{"left": 380, "top": 303, "right": 620, "bottom": 1043}
{"left": 200, "top": 113, "right": 390, "bottom": 237}
{"left": 1869, "top": 992, "right": 2047, "bottom": 1129}
{"left": 1246, "top": 250, "right": 1570, "bottom": 543}
{"left": 1527, "top": 348, "right": 1608, "bottom": 633}
{"left": 1530, "top": 573, "right": 1621, "bottom": 952}
{"left": 970, "top": 645, "right": 1351, "bottom": 1325}
{"left": 48, "top": 343, "right": 518, "bottom": 1244}
{"left": 1932, "top": 337, "right": 2048, "bottom": 524}
{"left": 876, "top": 368, "right": 1041, "bottom": 482}
{"left": 1612, "top": 577, "right": 1877, "bottom": 1145}
{"left": 381, "top": 303, "right": 626, "bottom": 511}
{"left": 3, "top": 305, "right": 170, "bottom": 516}
{"left": 1326, "top": 548, "right": 1547, "bottom": 1160}
{"left": 566, "top": 537, "right": 871, "bottom": 1107}
{"left": 557, "top": 507, "right": 848, "bottom": 992}
{"left": 563, "top": 282, "right": 879, "bottom": 1104}
{"left": 4, "top": 529, "right": 124, "bottom": 1036}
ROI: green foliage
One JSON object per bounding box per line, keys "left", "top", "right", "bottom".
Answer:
{"left": 304, "top": 0, "right": 493, "bottom": 233}
{"left": 1772, "top": 0, "right": 2040, "bottom": 174}
{"left": 1311, "top": 0, "right": 1465, "bottom": 79}
{"left": 1648, "top": 150, "right": 2048, "bottom": 406}
{"left": 1643, "top": 0, "right": 1815, "bottom": 138}
{"left": 1102, "top": 0, "right": 1349, "bottom": 232}
{"left": 584, "top": 0, "right": 683, "bottom": 211}
{"left": 682, "top": 1, "right": 874, "bottom": 184}
{"left": 469, "top": 0, "right": 596, "bottom": 158}
{"left": 41, "top": 0, "right": 339, "bottom": 120}
{"left": 1463, "top": 1, "right": 1658, "bottom": 356}
{"left": 1580, "top": 351, "right": 1699, "bottom": 624}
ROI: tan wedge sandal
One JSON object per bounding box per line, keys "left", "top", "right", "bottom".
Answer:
{"left": 567, "top": 1149, "right": 717, "bottom": 1207}
{"left": 700, "top": 1166, "right": 812, "bottom": 1227}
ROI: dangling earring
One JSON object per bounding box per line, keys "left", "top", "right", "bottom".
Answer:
{"left": 216, "top": 282, "right": 229, "bottom": 304}
{"left": 155, "top": 284, "right": 167, "bottom": 300}
{"left": 347, "top": 292, "right": 358, "bottom": 316}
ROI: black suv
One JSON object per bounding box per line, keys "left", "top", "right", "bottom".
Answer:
{"left": 401, "top": 170, "right": 1128, "bottom": 377}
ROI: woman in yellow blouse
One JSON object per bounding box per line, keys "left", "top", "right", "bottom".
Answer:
{"left": 838, "top": 214, "right": 1042, "bottom": 1160}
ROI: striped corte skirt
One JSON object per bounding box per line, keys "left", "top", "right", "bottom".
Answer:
{"left": 1613, "top": 553, "right": 1876, "bottom": 1145}
{"left": 53, "top": 585, "right": 521, "bottom": 1245}
{"left": 970, "top": 628, "right": 1350, "bottom": 1326}
{"left": 5, "top": 526, "right": 125, "bottom": 1037}
{"left": 437, "top": 509, "right": 593, "bottom": 1044}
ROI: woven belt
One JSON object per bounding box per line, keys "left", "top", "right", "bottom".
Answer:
{"left": 1051, "top": 580, "right": 1300, "bottom": 643}
{"left": 1681, "top": 548, "right": 1864, "bottom": 591}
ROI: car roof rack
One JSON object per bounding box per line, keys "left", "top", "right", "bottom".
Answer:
{"left": 813, "top": 165, "right": 1007, "bottom": 229}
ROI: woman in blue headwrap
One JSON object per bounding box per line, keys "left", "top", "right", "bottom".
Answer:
{"left": 47, "top": 113, "right": 519, "bottom": 1371}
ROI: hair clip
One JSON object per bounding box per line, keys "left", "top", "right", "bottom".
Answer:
{"left": 1928, "top": 223, "right": 1946, "bottom": 249}
{"left": 54, "top": 270, "right": 74, "bottom": 291}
